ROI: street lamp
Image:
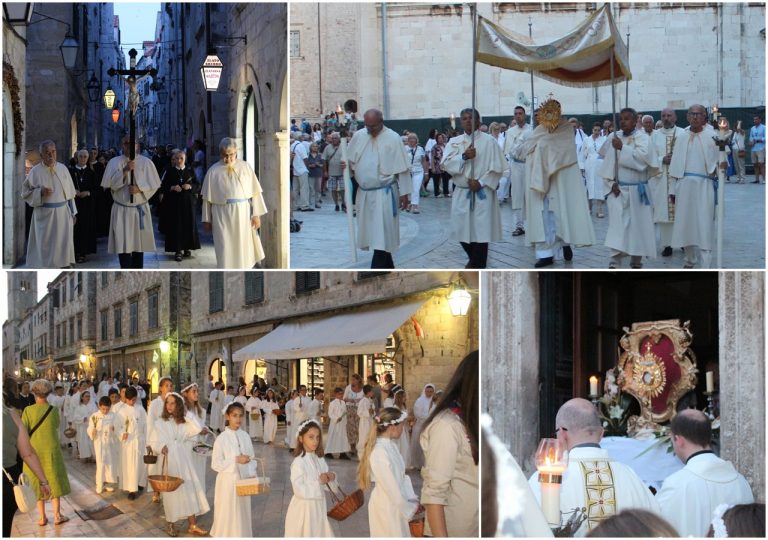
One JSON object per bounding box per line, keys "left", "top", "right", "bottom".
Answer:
{"left": 59, "top": 30, "right": 79, "bottom": 70}
{"left": 201, "top": 52, "right": 223, "bottom": 91}
{"left": 104, "top": 85, "right": 116, "bottom": 109}
{"left": 79, "top": 354, "right": 87, "bottom": 364}
{"left": 447, "top": 285, "right": 472, "bottom": 316}
{"left": 86, "top": 74, "right": 100, "bottom": 102}
{"left": 3, "top": 3, "right": 34, "bottom": 25}
{"left": 159, "top": 340, "right": 171, "bottom": 354}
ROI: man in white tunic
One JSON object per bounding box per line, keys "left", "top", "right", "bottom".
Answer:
{"left": 503, "top": 106, "right": 533, "bottom": 237}
{"left": 201, "top": 137, "right": 268, "bottom": 269}
{"left": 650, "top": 108, "right": 686, "bottom": 256}
{"left": 21, "top": 140, "right": 77, "bottom": 268}
{"left": 102, "top": 136, "right": 161, "bottom": 268}
{"left": 345, "top": 109, "right": 411, "bottom": 268}
{"left": 523, "top": 101, "right": 595, "bottom": 268}
{"left": 656, "top": 409, "right": 754, "bottom": 537}
{"left": 669, "top": 104, "right": 727, "bottom": 268}
{"left": 528, "top": 398, "right": 659, "bottom": 536}
{"left": 441, "top": 108, "right": 506, "bottom": 268}
{"left": 599, "top": 108, "right": 659, "bottom": 269}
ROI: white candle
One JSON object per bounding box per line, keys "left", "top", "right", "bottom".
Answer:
{"left": 706, "top": 371, "right": 714, "bottom": 393}
{"left": 589, "top": 376, "right": 598, "bottom": 397}
{"left": 540, "top": 481, "right": 561, "bottom": 527}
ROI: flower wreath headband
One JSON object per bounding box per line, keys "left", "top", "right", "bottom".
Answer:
{"left": 223, "top": 401, "right": 246, "bottom": 415}
{"left": 296, "top": 418, "right": 322, "bottom": 439}
{"left": 374, "top": 410, "right": 408, "bottom": 427}
{"left": 710, "top": 503, "right": 733, "bottom": 538}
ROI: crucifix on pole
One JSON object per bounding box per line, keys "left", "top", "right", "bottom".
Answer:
{"left": 108, "top": 48, "right": 157, "bottom": 202}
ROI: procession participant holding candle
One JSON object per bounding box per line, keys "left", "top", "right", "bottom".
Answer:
{"left": 528, "top": 398, "right": 659, "bottom": 536}
{"left": 669, "top": 105, "right": 728, "bottom": 269}
{"left": 182, "top": 383, "right": 209, "bottom": 490}
{"left": 441, "top": 108, "right": 507, "bottom": 269}
{"left": 88, "top": 396, "right": 119, "bottom": 493}
{"left": 655, "top": 409, "right": 754, "bottom": 537}
{"left": 344, "top": 108, "right": 411, "bottom": 269}
{"left": 116, "top": 386, "right": 147, "bottom": 500}
{"left": 146, "top": 376, "right": 173, "bottom": 502}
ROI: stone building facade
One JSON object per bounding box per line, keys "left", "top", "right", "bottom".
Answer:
{"left": 190, "top": 271, "right": 479, "bottom": 408}
{"left": 481, "top": 271, "right": 765, "bottom": 502}
{"left": 290, "top": 2, "right": 765, "bottom": 121}
{"left": 0, "top": 271, "right": 37, "bottom": 374}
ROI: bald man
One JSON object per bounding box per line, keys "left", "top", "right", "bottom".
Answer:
{"left": 656, "top": 409, "right": 754, "bottom": 537}
{"left": 649, "top": 108, "right": 685, "bottom": 256}
{"left": 528, "top": 398, "right": 659, "bottom": 535}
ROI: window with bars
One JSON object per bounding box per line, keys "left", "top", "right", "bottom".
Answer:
{"left": 148, "top": 290, "right": 159, "bottom": 328}
{"left": 245, "top": 272, "right": 265, "bottom": 305}
{"left": 296, "top": 272, "right": 321, "bottom": 294}
{"left": 114, "top": 306, "right": 122, "bottom": 338}
{"left": 129, "top": 299, "right": 139, "bottom": 336}
{"left": 290, "top": 30, "right": 301, "bottom": 58}
{"left": 209, "top": 273, "right": 224, "bottom": 313}
{"left": 100, "top": 311, "right": 108, "bottom": 341}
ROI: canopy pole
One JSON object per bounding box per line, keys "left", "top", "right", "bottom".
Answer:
{"left": 529, "top": 16, "right": 536, "bottom": 127}
{"left": 625, "top": 26, "right": 630, "bottom": 107}
{"left": 610, "top": 43, "right": 619, "bottom": 181}
{"left": 470, "top": 3, "right": 477, "bottom": 179}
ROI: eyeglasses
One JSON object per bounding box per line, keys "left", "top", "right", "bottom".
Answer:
{"left": 555, "top": 426, "right": 568, "bottom": 434}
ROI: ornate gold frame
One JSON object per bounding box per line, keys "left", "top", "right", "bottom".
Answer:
{"left": 618, "top": 319, "right": 698, "bottom": 425}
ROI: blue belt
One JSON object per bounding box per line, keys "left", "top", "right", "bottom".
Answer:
{"left": 113, "top": 200, "right": 147, "bottom": 230}
{"left": 359, "top": 180, "right": 398, "bottom": 216}
{"left": 226, "top": 198, "right": 249, "bottom": 204}
{"left": 42, "top": 200, "right": 76, "bottom": 216}
{"left": 455, "top": 185, "right": 487, "bottom": 211}
{"left": 512, "top": 158, "right": 525, "bottom": 164}
{"left": 683, "top": 171, "right": 718, "bottom": 207}
{"left": 617, "top": 181, "right": 651, "bottom": 206}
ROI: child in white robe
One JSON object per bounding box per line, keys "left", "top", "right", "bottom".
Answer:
{"left": 245, "top": 389, "right": 263, "bottom": 439}
{"left": 325, "top": 388, "right": 350, "bottom": 458}
{"left": 261, "top": 390, "right": 279, "bottom": 443}
{"left": 358, "top": 407, "right": 421, "bottom": 537}
{"left": 88, "top": 396, "right": 119, "bottom": 493}
{"left": 234, "top": 385, "right": 248, "bottom": 407}
{"left": 357, "top": 385, "right": 375, "bottom": 458}
{"left": 223, "top": 386, "right": 235, "bottom": 409}
{"left": 284, "top": 389, "right": 298, "bottom": 447}
{"left": 149, "top": 393, "right": 210, "bottom": 537}
{"left": 116, "top": 386, "right": 147, "bottom": 499}
{"left": 284, "top": 419, "right": 335, "bottom": 537}
{"left": 307, "top": 388, "right": 324, "bottom": 423}
{"left": 209, "top": 382, "right": 224, "bottom": 432}
{"left": 147, "top": 376, "right": 173, "bottom": 501}
{"left": 210, "top": 402, "right": 256, "bottom": 537}
{"left": 74, "top": 391, "right": 95, "bottom": 460}
{"left": 409, "top": 383, "right": 435, "bottom": 469}
{"left": 393, "top": 389, "right": 413, "bottom": 469}
{"left": 182, "top": 383, "right": 210, "bottom": 490}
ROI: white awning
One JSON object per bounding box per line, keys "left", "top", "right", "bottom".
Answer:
{"left": 233, "top": 300, "right": 426, "bottom": 362}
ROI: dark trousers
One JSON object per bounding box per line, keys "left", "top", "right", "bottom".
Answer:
{"left": 432, "top": 172, "right": 451, "bottom": 196}
{"left": 3, "top": 462, "right": 21, "bottom": 537}
{"left": 371, "top": 249, "right": 395, "bottom": 269}
{"left": 461, "top": 242, "right": 489, "bottom": 268}
{"left": 118, "top": 252, "right": 144, "bottom": 269}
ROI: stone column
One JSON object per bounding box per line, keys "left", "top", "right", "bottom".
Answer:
{"left": 718, "top": 271, "right": 765, "bottom": 501}
{"left": 274, "top": 129, "right": 290, "bottom": 269}
{"left": 481, "top": 271, "right": 541, "bottom": 475}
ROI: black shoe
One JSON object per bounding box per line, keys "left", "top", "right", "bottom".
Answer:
{"left": 752, "top": 180, "right": 760, "bottom": 184}
{"left": 563, "top": 246, "right": 573, "bottom": 261}
{"left": 339, "top": 453, "right": 351, "bottom": 460}
{"left": 661, "top": 246, "right": 673, "bottom": 257}
{"left": 335, "top": 205, "right": 340, "bottom": 211}
{"left": 512, "top": 227, "right": 525, "bottom": 237}
{"left": 534, "top": 257, "right": 554, "bottom": 268}
{"left": 183, "top": 250, "right": 191, "bottom": 258}
{"left": 128, "top": 492, "right": 136, "bottom": 500}
{"left": 342, "top": 205, "right": 348, "bottom": 212}
{"left": 174, "top": 252, "right": 183, "bottom": 262}
{"left": 138, "top": 486, "right": 144, "bottom": 491}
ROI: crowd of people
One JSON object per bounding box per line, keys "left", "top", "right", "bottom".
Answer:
{"left": 2, "top": 351, "right": 479, "bottom": 537}
{"left": 21, "top": 135, "right": 267, "bottom": 270}
{"left": 291, "top": 107, "right": 764, "bottom": 270}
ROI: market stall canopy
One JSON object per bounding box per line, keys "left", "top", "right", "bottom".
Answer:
{"left": 476, "top": 4, "right": 631, "bottom": 87}
{"left": 233, "top": 300, "right": 426, "bottom": 361}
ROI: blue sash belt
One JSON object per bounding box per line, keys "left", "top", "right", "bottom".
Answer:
{"left": 683, "top": 171, "right": 718, "bottom": 207}
{"left": 113, "top": 200, "right": 147, "bottom": 230}
{"left": 455, "top": 185, "right": 487, "bottom": 211}
{"left": 359, "top": 180, "right": 398, "bottom": 216}
{"left": 617, "top": 181, "right": 651, "bottom": 206}
{"left": 42, "top": 200, "right": 76, "bottom": 217}
{"left": 226, "top": 198, "right": 249, "bottom": 204}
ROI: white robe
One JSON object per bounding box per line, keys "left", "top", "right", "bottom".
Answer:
{"left": 655, "top": 452, "right": 754, "bottom": 537}
{"left": 102, "top": 154, "right": 160, "bottom": 253}
{"left": 669, "top": 126, "right": 721, "bottom": 253}
{"left": 504, "top": 123, "right": 533, "bottom": 210}
{"left": 357, "top": 397, "right": 374, "bottom": 455}
{"left": 649, "top": 126, "right": 685, "bottom": 223}
{"left": 395, "top": 405, "right": 412, "bottom": 469}
{"left": 74, "top": 404, "right": 94, "bottom": 459}
{"left": 185, "top": 408, "right": 208, "bottom": 491}
{"left": 210, "top": 428, "right": 256, "bottom": 537}
{"left": 325, "top": 399, "right": 350, "bottom": 454}
{"left": 284, "top": 397, "right": 295, "bottom": 447}
{"left": 87, "top": 411, "right": 119, "bottom": 490}
{"left": 116, "top": 402, "right": 148, "bottom": 492}
{"left": 146, "top": 395, "right": 168, "bottom": 489}
{"left": 368, "top": 438, "right": 419, "bottom": 537}
{"left": 201, "top": 160, "right": 267, "bottom": 268}
{"left": 306, "top": 399, "right": 322, "bottom": 423}
{"left": 21, "top": 162, "right": 77, "bottom": 268}
{"left": 209, "top": 389, "right": 224, "bottom": 431}
{"left": 348, "top": 126, "right": 412, "bottom": 253}
{"left": 47, "top": 394, "right": 67, "bottom": 441}
{"left": 441, "top": 131, "right": 506, "bottom": 243}
{"left": 581, "top": 135, "right": 606, "bottom": 200}
{"left": 409, "top": 386, "right": 434, "bottom": 470}
{"left": 149, "top": 418, "right": 210, "bottom": 522}
{"left": 261, "top": 400, "right": 279, "bottom": 443}
{"left": 291, "top": 395, "right": 311, "bottom": 448}
{"left": 245, "top": 397, "right": 263, "bottom": 438}
{"left": 528, "top": 446, "right": 660, "bottom": 536}
{"left": 284, "top": 454, "right": 334, "bottom": 537}
{"left": 599, "top": 130, "right": 659, "bottom": 258}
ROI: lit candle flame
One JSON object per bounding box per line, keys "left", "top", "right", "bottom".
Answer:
{"left": 450, "top": 113, "right": 456, "bottom": 129}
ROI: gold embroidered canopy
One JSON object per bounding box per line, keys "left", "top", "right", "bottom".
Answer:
{"left": 475, "top": 4, "right": 632, "bottom": 88}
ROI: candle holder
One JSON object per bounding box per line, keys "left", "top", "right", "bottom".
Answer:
{"left": 703, "top": 391, "right": 717, "bottom": 420}
{"left": 589, "top": 393, "right": 599, "bottom": 407}
{"left": 536, "top": 438, "right": 569, "bottom": 529}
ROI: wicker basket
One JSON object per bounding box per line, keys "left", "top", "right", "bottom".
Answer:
{"left": 409, "top": 512, "right": 425, "bottom": 537}
{"left": 235, "top": 459, "right": 270, "bottom": 496}
{"left": 250, "top": 412, "right": 260, "bottom": 420}
{"left": 326, "top": 484, "right": 364, "bottom": 521}
{"left": 143, "top": 448, "right": 158, "bottom": 465}
{"left": 147, "top": 455, "right": 184, "bottom": 493}
{"left": 63, "top": 427, "right": 76, "bottom": 439}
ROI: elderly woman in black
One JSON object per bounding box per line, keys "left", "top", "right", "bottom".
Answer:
{"left": 161, "top": 149, "right": 201, "bottom": 262}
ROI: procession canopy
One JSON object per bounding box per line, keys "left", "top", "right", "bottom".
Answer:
{"left": 476, "top": 4, "right": 631, "bottom": 87}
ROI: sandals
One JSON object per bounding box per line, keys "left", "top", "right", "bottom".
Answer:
{"left": 54, "top": 515, "right": 69, "bottom": 526}
{"left": 166, "top": 523, "right": 178, "bottom": 537}
{"left": 188, "top": 524, "right": 209, "bottom": 536}
{"left": 152, "top": 492, "right": 161, "bottom": 503}
{"left": 38, "top": 517, "right": 48, "bottom": 527}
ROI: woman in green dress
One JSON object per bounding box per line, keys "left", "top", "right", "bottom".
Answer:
{"left": 21, "top": 379, "right": 71, "bottom": 526}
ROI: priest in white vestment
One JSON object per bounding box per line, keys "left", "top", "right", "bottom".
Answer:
{"left": 503, "top": 107, "right": 533, "bottom": 237}
{"left": 581, "top": 123, "right": 606, "bottom": 217}
{"left": 656, "top": 409, "right": 754, "bottom": 537}
{"left": 528, "top": 399, "right": 659, "bottom": 536}
{"left": 442, "top": 108, "right": 506, "bottom": 268}
{"left": 345, "top": 109, "right": 411, "bottom": 268}
{"left": 102, "top": 136, "right": 161, "bottom": 268}
{"left": 202, "top": 137, "right": 268, "bottom": 269}
{"left": 599, "top": 108, "right": 659, "bottom": 268}
{"left": 21, "top": 140, "right": 77, "bottom": 268}
{"left": 669, "top": 105, "right": 728, "bottom": 268}
{"left": 523, "top": 102, "right": 595, "bottom": 268}
{"left": 650, "top": 109, "right": 686, "bottom": 256}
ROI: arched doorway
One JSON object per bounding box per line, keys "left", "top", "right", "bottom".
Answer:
{"left": 209, "top": 357, "right": 227, "bottom": 389}
{"left": 242, "top": 86, "right": 259, "bottom": 173}
{"left": 242, "top": 359, "right": 267, "bottom": 390}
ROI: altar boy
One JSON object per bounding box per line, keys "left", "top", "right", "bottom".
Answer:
{"left": 88, "top": 396, "right": 119, "bottom": 493}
